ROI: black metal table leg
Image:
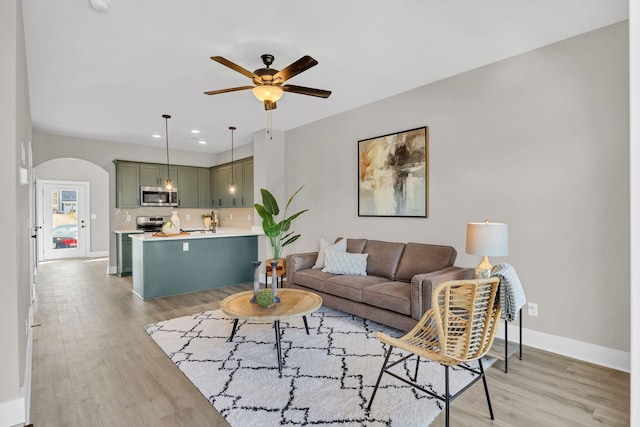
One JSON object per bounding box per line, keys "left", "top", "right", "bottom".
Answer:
{"left": 303, "top": 316, "right": 310, "bottom": 334}
{"left": 274, "top": 320, "right": 283, "bottom": 377}
{"left": 228, "top": 318, "right": 239, "bottom": 342}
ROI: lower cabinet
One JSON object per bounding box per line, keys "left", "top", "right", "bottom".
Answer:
{"left": 116, "top": 231, "right": 143, "bottom": 276}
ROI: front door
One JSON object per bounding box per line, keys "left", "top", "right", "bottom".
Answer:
{"left": 39, "top": 181, "right": 89, "bottom": 260}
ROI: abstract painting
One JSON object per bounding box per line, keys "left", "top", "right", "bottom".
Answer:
{"left": 358, "top": 126, "right": 428, "bottom": 217}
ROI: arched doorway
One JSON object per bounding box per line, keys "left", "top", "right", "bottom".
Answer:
{"left": 34, "top": 158, "right": 109, "bottom": 261}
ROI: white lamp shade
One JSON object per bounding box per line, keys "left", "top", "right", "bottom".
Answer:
{"left": 252, "top": 85, "right": 283, "bottom": 102}
{"left": 466, "top": 222, "right": 509, "bottom": 256}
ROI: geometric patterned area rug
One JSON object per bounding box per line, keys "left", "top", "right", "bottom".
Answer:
{"left": 145, "top": 306, "right": 493, "bottom": 427}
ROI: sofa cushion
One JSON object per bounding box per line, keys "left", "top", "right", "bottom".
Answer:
{"left": 293, "top": 269, "right": 336, "bottom": 293}
{"left": 324, "top": 275, "right": 388, "bottom": 302}
{"left": 362, "top": 281, "right": 412, "bottom": 316}
{"left": 362, "top": 240, "right": 405, "bottom": 281}
{"left": 322, "top": 250, "right": 368, "bottom": 276}
{"left": 395, "top": 243, "right": 457, "bottom": 282}
{"left": 337, "top": 238, "right": 367, "bottom": 254}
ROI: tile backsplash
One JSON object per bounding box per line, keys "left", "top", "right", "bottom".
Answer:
{"left": 115, "top": 207, "right": 254, "bottom": 230}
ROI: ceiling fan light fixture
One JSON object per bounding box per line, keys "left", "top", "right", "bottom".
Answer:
{"left": 252, "top": 85, "right": 283, "bottom": 103}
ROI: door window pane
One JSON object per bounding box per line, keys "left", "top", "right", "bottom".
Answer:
{"left": 51, "top": 189, "right": 78, "bottom": 250}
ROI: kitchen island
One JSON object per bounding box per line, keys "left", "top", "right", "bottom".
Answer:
{"left": 130, "top": 228, "right": 261, "bottom": 300}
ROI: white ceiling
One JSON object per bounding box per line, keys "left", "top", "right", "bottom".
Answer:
{"left": 21, "top": 1, "right": 628, "bottom": 154}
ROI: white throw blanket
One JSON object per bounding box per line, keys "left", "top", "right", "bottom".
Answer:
{"left": 491, "top": 263, "right": 526, "bottom": 322}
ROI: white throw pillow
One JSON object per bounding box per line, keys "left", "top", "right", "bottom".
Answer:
{"left": 322, "top": 250, "right": 368, "bottom": 276}
{"left": 313, "top": 238, "right": 347, "bottom": 269}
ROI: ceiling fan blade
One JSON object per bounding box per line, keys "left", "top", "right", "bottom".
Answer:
{"left": 210, "top": 56, "right": 262, "bottom": 83}
{"left": 204, "top": 86, "right": 254, "bottom": 95}
{"left": 273, "top": 56, "right": 318, "bottom": 83}
{"left": 282, "top": 84, "right": 332, "bottom": 98}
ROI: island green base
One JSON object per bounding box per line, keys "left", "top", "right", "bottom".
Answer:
{"left": 132, "top": 235, "right": 258, "bottom": 300}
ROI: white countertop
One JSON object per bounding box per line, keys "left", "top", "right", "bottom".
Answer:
{"left": 128, "top": 227, "right": 263, "bottom": 241}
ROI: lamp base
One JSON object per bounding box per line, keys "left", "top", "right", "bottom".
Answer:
{"left": 474, "top": 256, "right": 493, "bottom": 279}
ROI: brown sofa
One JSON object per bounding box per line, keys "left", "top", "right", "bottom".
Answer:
{"left": 285, "top": 238, "right": 473, "bottom": 331}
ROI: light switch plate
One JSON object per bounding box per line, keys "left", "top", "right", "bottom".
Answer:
{"left": 183, "top": 242, "right": 189, "bottom": 251}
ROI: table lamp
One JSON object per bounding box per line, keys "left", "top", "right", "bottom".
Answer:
{"left": 466, "top": 220, "right": 509, "bottom": 278}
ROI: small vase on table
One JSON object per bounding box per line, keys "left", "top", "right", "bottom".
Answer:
{"left": 250, "top": 261, "right": 261, "bottom": 303}
{"left": 270, "top": 259, "right": 281, "bottom": 303}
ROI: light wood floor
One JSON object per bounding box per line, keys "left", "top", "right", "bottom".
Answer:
{"left": 30, "top": 258, "right": 629, "bottom": 427}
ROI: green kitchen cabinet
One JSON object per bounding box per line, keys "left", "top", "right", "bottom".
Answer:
{"left": 241, "top": 158, "right": 254, "bottom": 206}
{"left": 198, "top": 168, "right": 211, "bottom": 208}
{"left": 116, "top": 231, "right": 143, "bottom": 276}
{"left": 176, "top": 167, "right": 198, "bottom": 207}
{"left": 115, "top": 161, "right": 140, "bottom": 208}
{"left": 210, "top": 157, "right": 254, "bottom": 208}
{"left": 140, "top": 163, "right": 178, "bottom": 187}
{"left": 212, "top": 165, "right": 232, "bottom": 208}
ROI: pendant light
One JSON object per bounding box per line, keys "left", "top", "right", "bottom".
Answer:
{"left": 228, "top": 126, "right": 237, "bottom": 194}
{"left": 163, "top": 114, "right": 173, "bottom": 191}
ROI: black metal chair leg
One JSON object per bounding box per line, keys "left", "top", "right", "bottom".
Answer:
{"left": 519, "top": 307, "right": 523, "bottom": 359}
{"left": 366, "top": 345, "right": 394, "bottom": 412}
{"left": 274, "top": 320, "right": 283, "bottom": 377}
{"left": 478, "top": 359, "right": 495, "bottom": 420}
{"left": 413, "top": 356, "right": 420, "bottom": 382}
{"left": 504, "top": 317, "right": 509, "bottom": 373}
{"left": 445, "top": 365, "right": 450, "bottom": 427}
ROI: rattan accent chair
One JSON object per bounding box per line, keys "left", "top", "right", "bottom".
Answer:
{"left": 366, "top": 277, "right": 502, "bottom": 426}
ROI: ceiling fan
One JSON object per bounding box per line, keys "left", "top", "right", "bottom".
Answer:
{"left": 204, "top": 54, "right": 332, "bottom": 110}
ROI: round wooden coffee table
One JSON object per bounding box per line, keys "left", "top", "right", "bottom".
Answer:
{"left": 220, "top": 288, "right": 322, "bottom": 376}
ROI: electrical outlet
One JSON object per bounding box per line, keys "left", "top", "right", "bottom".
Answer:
{"left": 230, "top": 214, "right": 233, "bottom": 220}
{"left": 185, "top": 214, "right": 191, "bottom": 220}
{"left": 126, "top": 214, "right": 131, "bottom": 221}
{"left": 183, "top": 242, "right": 189, "bottom": 251}
{"left": 247, "top": 214, "right": 251, "bottom": 221}
{"left": 527, "top": 302, "right": 538, "bottom": 317}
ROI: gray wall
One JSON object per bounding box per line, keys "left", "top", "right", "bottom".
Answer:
{"left": 1, "top": 0, "right": 32, "bottom": 412}
{"left": 284, "top": 23, "right": 630, "bottom": 353}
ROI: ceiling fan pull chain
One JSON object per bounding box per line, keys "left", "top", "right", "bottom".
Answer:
{"left": 266, "top": 111, "right": 273, "bottom": 140}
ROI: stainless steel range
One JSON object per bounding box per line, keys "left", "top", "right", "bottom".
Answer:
{"left": 136, "top": 216, "right": 170, "bottom": 232}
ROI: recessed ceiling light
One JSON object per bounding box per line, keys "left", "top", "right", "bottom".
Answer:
{"left": 152, "top": 134, "right": 161, "bottom": 138}
{"left": 191, "top": 129, "right": 201, "bottom": 134}
{"left": 198, "top": 140, "right": 207, "bottom": 145}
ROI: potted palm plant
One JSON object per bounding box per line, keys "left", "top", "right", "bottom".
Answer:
{"left": 254, "top": 186, "right": 308, "bottom": 302}
{"left": 254, "top": 186, "right": 307, "bottom": 260}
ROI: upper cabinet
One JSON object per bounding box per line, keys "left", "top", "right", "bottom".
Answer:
{"left": 197, "top": 168, "right": 211, "bottom": 208}
{"left": 210, "top": 157, "right": 254, "bottom": 208}
{"left": 241, "top": 158, "right": 254, "bottom": 207}
{"left": 114, "top": 160, "right": 219, "bottom": 209}
{"left": 140, "top": 164, "right": 178, "bottom": 187}
{"left": 176, "top": 167, "right": 198, "bottom": 208}
{"left": 115, "top": 161, "right": 140, "bottom": 208}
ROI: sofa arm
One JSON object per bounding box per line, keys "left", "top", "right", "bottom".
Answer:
{"left": 410, "top": 266, "right": 474, "bottom": 320}
{"left": 285, "top": 252, "right": 318, "bottom": 286}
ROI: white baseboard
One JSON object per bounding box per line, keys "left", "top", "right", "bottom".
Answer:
{"left": 498, "top": 321, "right": 630, "bottom": 373}
{"left": 89, "top": 251, "right": 109, "bottom": 258}
{"left": 0, "top": 397, "right": 25, "bottom": 427}
{"left": 107, "top": 265, "right": 117, "bottom": 275}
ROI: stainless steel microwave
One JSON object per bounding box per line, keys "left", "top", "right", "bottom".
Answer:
{"left": 140, "top": 186, "right": 178, "bottom": 207}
